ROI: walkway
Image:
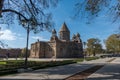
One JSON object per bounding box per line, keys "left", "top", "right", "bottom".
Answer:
{"left": 87, "top": 57, "right": 120, "bottom": 80}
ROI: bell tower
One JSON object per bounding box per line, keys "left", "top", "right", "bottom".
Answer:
{"left": 50, "top": 29, "right": 58, "bottom": 41}
{"left": 59, "top": 22, "right": 70, "bottom": 41}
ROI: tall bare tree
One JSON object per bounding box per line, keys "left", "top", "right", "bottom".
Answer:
{"left": 0, "top": 0, "right": 58, "bottom": 69}
{"left": 0, "top": 0, "right": 58, "bottom": 29}
{"left": 74, "top": 0, "right": 120, "bottom": 24}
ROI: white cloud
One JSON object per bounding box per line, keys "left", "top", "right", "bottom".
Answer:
{"left": 32, "top": 36, "right": 48, "bottom": 41}
{"left": 0, "top": 29, "right": 16, "bottom": 40}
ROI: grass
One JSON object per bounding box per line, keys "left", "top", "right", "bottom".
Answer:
{"left": 85, "top": 57, "right": 99, "bottom": 61}
{"left": 0, "top": 62, "right": 6, "bottom": 65}
{"left": 74, "top": 57, "right": 99, "bottom": 62}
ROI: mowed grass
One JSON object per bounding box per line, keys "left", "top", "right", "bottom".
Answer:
{"left": 0, "top": 61, "right": 6, "bottom": 65}
{"left": 74, "top": 57, "right": 99, "bottom": 62}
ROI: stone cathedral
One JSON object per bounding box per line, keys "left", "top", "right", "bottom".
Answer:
{"left": 30, "top": 22, "right": 83, "bottom": 58}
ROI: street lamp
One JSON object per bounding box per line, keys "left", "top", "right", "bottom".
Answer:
{"left": 21, "top": 17, "right": 37, "bottom": 69}
{"left": 93, "top": 45, "right": 96, "bottom": 56}
{"left": 21, "top": 20, "right": 30, "bottom": 69}
{"left": 83, "top": 42, "right": 86, "bottom": 62}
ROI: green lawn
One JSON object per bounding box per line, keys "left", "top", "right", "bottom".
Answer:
{"left": 74, "top": 57, "right": 99, "bottom": 62}
{"left": 0, "top": 62, "right": 6, "bottom": 65}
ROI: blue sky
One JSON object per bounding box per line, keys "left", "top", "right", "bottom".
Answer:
{"left": 0, "top": 0, "right": 119, "bottom": 49}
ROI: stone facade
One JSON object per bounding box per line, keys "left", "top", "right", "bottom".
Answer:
{"left": 30, "top": 22, "right": 83, "bottom": 58}
{"left": 0, "top": 48, "right": 22, "bottom": 58}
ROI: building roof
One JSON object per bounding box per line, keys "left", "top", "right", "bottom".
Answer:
{"left": 59, "top": 22, "right": 70, "bottom": 32}
{"left": 52, "top": 29, "right": 56, "bottom": 34}
{"left": 76, "top": 33, "right": 80, "bottom": 37}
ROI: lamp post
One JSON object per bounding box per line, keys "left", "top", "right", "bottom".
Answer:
{"left": 25, "top": 25, "right": 29, "bottom": 69}
{"left": 93, "top": 45, "right": 96, "bottom": 56}
{"left": 83, "top": 42, "right": 86, "bottom": 62}
{"left": 21, "top": 20, "right": 30, "bottom": 69}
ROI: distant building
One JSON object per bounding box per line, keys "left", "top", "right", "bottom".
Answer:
{"left": 0, "top": 48, "right": 22, "bottom": 58}
{"left": 30, "top": 22, "right": 83, "bottom": 58}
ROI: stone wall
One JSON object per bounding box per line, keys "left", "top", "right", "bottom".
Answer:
{"left": 0, "top": 48, "right": 22, "bottom": 58}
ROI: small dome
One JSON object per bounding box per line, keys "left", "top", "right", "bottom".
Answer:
{"left": 72, "top": 34, "right": 76, "bottom": 39}
{"left": 76, "top": 33, "right": 80, "bottom": 37}
{"left": 52, "top": 29, "right": 56, "bottom": 34}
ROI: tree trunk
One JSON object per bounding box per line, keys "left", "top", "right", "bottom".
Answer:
{"left": 24, "top": 25, "right": 29, "bottom": 69}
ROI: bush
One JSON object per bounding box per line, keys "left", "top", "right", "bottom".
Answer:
{"left": 0, "top": 69, "right": 17, "bottom": 76}
{"left": 74, "top": 57, "right": 99, "bottom": 62}
{"left": 86, "top": 57, "right": 99, "bottom": 61}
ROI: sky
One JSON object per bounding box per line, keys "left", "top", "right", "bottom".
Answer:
{"left": 0, "top": 0, "right": 119, "bottom": 49}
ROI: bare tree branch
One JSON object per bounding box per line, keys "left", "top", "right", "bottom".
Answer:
{"left": 0, "top": 0, "right": 4, "bottom": 16}
{"left": 2, "top": 9, "right": 27, "bottom": 20}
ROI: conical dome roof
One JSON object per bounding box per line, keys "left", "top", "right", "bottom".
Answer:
{"left": 52, "top": 29, "right": 56, "bottom": 34}
{"left": 72, "top": 34, "right": 76, "bottom": 38}
{"left": 59, "top": 22, "right": 70, "bottom": 32}
{"left": 76, "top": 33, "right": 80, "bottom": 37}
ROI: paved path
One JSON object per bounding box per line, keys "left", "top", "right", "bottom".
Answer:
{"left": 87, "top": 57, "right": 120, "bottom": 80}
{"left": 0, "top": 58, "right": 113, "bottom": 80}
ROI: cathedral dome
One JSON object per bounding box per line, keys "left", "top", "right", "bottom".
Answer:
{"left": 59, "top": 22, "right": 70, "bottom": 32}
{"left": 52, "top": 29, "right": 57, "bottom": 37}
{"left": 52, "top": 29, "right": 56, "bottom": 34}
{"left": 72, "top": 34, "right": 76, "bottom": 39}
{"left": 76, "top": 33, "right": 80, "bottom": 37}
{"left": 59, "top": 22, "right": 70, "bottom": 41}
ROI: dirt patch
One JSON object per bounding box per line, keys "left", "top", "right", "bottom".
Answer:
{"left": 107, "top": 58, "right": 116, "bottom": 62}
{"left": 65, "top": 65, "right": 104, "bottom": 80}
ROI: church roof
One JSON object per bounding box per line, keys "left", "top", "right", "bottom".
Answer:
{"left": 59, "top": 22, "right": 70, "bottom": 32}
{"left": 52, "top": 29, "right": 56, "bottom": 33}
{"left": 76, "top": 33, "right": 80, "bottom": 37}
